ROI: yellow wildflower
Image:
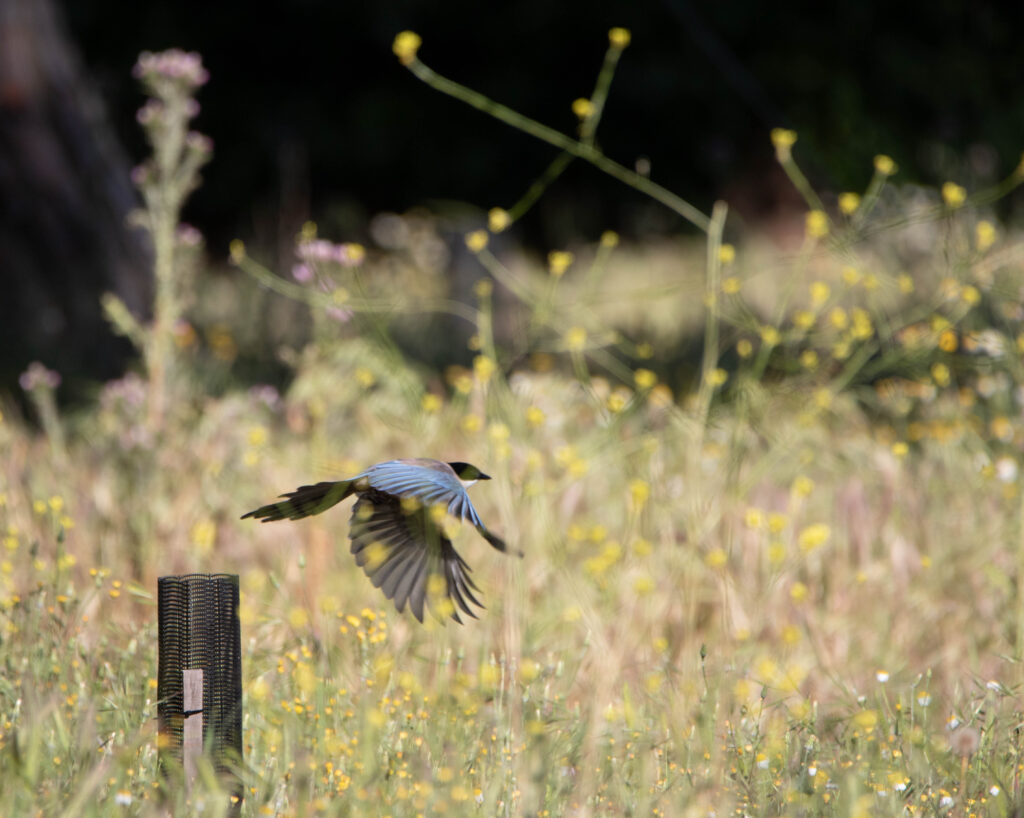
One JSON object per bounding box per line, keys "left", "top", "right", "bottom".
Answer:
{"left": 572, "top": 98, "right": 594, "bottom": 119}
{"left": 392, "top": 31, "right": 422, "bottom": 65}
{"left": 634, "top": 368, "right": 657, "bottom": 389}
{"left": 805, "top": 210, "right": 829, "bottom": 238}
{"left": 838, "top": 192, "right": 860, "bottom": 214}
{"left": 941, "top": 181, "right": 967, "bottom": 208}
{"left": 771, "top": 128, "right": 797, "bottom": 161}
{"left": 548, "top": 250, "right": 574, "bottom": 277}
{"left": 488, "top": 208, "right": 511, "bottom": 233}
{"left": 465, "top": 230, "right": 488, "bottom": 252}
{"left": 873, "top": 155, "right": 897, "bottom": 176}
{"left": 975, "top": 220, "right": 996, "bottom": 251}
{"left": 566, "top": 326, "right": 587, "bottom": 351}
{"left": 608, "top": 27, "right": 631, "bottom": 48}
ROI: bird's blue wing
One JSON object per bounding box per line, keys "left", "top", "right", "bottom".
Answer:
{"left": 365, "top": 460, "right": 511, "bottom": 554}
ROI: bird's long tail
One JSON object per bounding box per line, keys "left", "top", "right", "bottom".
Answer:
{"left": 241, "top": 480, "right": 354, "bottom": 522}
{"left": 479, "top": 527, "right": 523, "bottom": 558}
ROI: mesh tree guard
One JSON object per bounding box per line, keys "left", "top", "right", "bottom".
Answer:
{"left": 157, "top": 574, "right": 242, "bottom": 806}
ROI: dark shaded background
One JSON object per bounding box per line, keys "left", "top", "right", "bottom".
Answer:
{"left": 4, "top": 0, "right": 1024, "bottom": 397}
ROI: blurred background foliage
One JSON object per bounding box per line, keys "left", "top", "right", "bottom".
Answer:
{"left": 3, "top": 0, "right": 1024, "bottom": 399}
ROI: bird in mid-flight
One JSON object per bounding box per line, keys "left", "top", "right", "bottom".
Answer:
{"left": 242, "top": 458, "right": 515, "bottom": 623}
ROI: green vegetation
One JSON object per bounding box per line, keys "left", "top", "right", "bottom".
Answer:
{"left": 3, "top": 33, "right": 1024, "bottom": 817}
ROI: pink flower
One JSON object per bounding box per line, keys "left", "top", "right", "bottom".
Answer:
{"left": 19, "top": 361, "right": 61, "bottom": 391}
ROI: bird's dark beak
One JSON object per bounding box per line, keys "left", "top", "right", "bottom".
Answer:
{"left": 479, "top": 471, "right": 492, "bottom": 480}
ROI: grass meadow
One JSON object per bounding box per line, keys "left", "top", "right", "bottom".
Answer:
{"left": 4, "top": 35, "right": 1024, "bottom": 817}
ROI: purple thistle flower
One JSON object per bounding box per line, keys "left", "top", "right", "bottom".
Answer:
{"left": 19, "top": 362, "right": 61, "bottom": 391}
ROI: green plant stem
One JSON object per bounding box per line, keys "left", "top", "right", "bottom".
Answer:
{"left": 693, "top": 201, "right": 729, "bottom": 432}
{"left": 405, "top": 59, "right": 710, "bottom": 232}
{"left": 506, "top": 151, "right": 575, "bottom": 224}
{"left": 778, "top": 154, "right": 827, "bottom": 215}
{"left": 580, "top": 45, "right": 624, "bottom": 146}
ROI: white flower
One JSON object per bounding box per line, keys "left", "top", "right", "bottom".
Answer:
{"left": 939, "top": 794, "right": 954, "bottom": 808}
{"left": 995, "top": 458, "right": 1018, "bottom": 484}
{"left": 876, "top": 670, "right": 890, "bottom": 683}
{"left": 115, "top": 791, "right": 132, "bottom": 806}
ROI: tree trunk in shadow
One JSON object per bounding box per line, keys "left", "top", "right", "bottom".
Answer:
{"left": 0, "top": 0, "right": 151, "bottom": 395}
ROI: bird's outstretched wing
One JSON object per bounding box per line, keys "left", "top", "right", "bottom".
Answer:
{"left": 364, "top": 461, "right": 518, "bottom": 556}
{"left": 348, "top": 493, "right": 483, "bottom": 624}
{"left": 241, "top": 480, "right": 355, "bottom": 522}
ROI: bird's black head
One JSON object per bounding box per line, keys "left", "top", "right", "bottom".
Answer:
{"left": 449, "top": 461, "right": 491, "bottom": 481}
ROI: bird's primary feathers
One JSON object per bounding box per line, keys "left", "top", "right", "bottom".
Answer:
{"left": 241, "top": 458, "right": 514, "bottom": 623}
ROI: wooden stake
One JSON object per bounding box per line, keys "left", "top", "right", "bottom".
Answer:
{"left": 183, "top": 669, "right": 203, "bottom": 797}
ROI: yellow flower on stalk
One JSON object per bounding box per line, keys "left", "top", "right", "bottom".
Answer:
{"left": 744, "top": 508, "right": 766, "bottom": 530}
{"left": 473, "top": 354, "right": 496, "bottom": 382}
{"left": 760, "top": 325, "right": 781, "bottom": 345}
{"left": 931, "top": 362, "right": 951, "bottom": 387}
{"left": 572, "top": 98, "right": 594, "bottom": 119}
{"left": 465, "top": 230, "right": 489, "bottom": 252}
{"left": 838, "top": 192, "right": 860, "bottom": 214}
{"left": 566, "top": 326, "right": 587, "bottom": 351}
{"left": 722, "top": 276, "right": 741, "bottom": 294}
{"left": 736, "top": 338, "right": 753, "bottom": 358}
{"left": 898, "top": 273, "right": 914, "bottom": 294}
{"left": 938, "top": 329, "right": 957, "bottom": 352}
{"left": 797, "top": 523, "right": 831, "bottom": 553}
{"left": 526, "top": 406, "right": 545, "bottom": 427}
{"left": 420, "top": 393, "right": 442, "bottom": 413}
{"left": 841, "top": 266, "right": 860, "bottom": 286}
{"left": 634, "top": 368, "right": 657, "bottom": 389}
{"left": 961, "top": 285, "right": 980, "bottom": 306}
{"left": 793, "top": 310, "right": 814, "bottom": 330}
{"left": 792, "top": 475, "right": 814, "bottom": 497}
{"left": 629, "top": 479, "right": 650, "bottom": 510}
{"left": 850, "top": 308, "right": 873, "bottom": 340}
{"left": 355, "top": 367, "right": 375, "bottom": 388}
{"left": 828, "top": 307, "right": 848, "bottom": 330}
{"left": 488, "top": 208, "right": 511, "bottom": 233}
{"left": 805, "top": 210, "right": 829, "bottom": 238}
{"left": 771, "top": 128, "right": 797, "bottom": 161}
{"left": 941, "top": 181, "right": 967, "bottom": 208}
{"left": 873, "top": 155, "right": 897, "bottom": 176}
{"left": 800, "top": 349, "right": 819, "bottom": 370}
{"left": 809, "top": 280, "right": 830, "bottom": 306}
{"left": 392, "top": 31, "right": 422, "bottom": 65}
{"left": 608, "top": 27, "right": 631, "bottom": 48}
{"left": 600, "top": 230, "right": 619, "bottom": 248}
{"left": 790, "top": 581, "right": 808, "bottom": 603}
{"left": 705, "top": 548, "right": 728, "bottom": 569}
{"left": 975, "top": 220, "right": 996, "bottom": 251}
{"left": 707, "top": 368, "right": 728, "bottom": 387}
{"left": 718, "top": 243, "right": 736, "bottom": 263}
{"left": 548, "top": 250, "right": 574, "bottom": 277}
